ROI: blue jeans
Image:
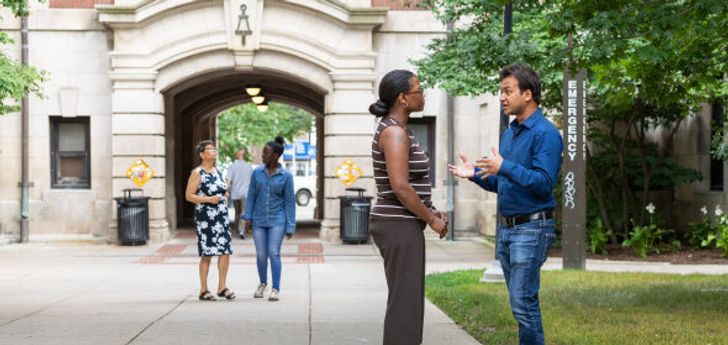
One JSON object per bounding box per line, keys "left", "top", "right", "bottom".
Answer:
{"left": 252, "top": 224, "right": 286, "bottom": 290}
{"left": 496, "top": 218, "right": 556, "bottom": 345}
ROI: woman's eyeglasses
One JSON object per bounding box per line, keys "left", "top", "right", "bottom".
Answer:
{"left": 403, "top": 88, "right": 424, "bottom": 96}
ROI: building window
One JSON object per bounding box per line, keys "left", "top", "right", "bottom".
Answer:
{"left": 50, "top": 117, "right": 91, "bottom": 189}
{"left": 409, "top": 117, "right": 436, "bottom": 187}
{"left": 711, "top": 102, "right": 724, "bottom": 191}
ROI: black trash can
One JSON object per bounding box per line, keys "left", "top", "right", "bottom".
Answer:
{"left": 339, "top": 187, "right": 373, "bottom": 244}
{"left": 115, "top": 188, "right": 150, "bottom": 246}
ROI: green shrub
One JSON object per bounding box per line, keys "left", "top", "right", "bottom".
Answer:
{"left": 688, "top": 221, "right": 713, "bottom": 249}
{"left": 704, "top": 207, "right": 728, "bottom": 257}
{"left": 622, "top": 223, "right": 668, "bottom": 257}
{"left": 588, "top": 218, "right": 612, "bottom": 255}
{"left": 716, "top": 228, "right": 728, "bottom": 257}
{"left": 623, "top": 204, "right": 675, "bottom": 257}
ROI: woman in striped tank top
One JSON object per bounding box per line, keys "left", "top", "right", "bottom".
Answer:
{"left": 368, "top": 70, "right": 448, "bottom": 345}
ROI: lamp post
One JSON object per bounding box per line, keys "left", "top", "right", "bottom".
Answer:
{"left": 445, "top": 20, "right": 456, "bottom": 241}
{"left": 19, "top": 14, "right": 30, "bottom": 243}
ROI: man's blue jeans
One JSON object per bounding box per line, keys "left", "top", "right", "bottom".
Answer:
{"left": 252, "top": 224, "right": 286, "bottom": 290}
{"left": 496, "top": 218, "right": 556, "bottom": 345}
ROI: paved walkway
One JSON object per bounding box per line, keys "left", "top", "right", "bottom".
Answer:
{"left": 0, "top": 229, "right": 487, "bottom": 345}
{"left": 2, "top": 230, "right": 727, "bottom": 345}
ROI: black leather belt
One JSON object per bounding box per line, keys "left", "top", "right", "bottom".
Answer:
{"left": 500, "top": 210, "right": 554, "bottom": 228}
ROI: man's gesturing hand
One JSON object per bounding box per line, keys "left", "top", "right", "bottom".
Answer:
{"left": 448, "top": 153, "right": 475, "bottom": 179}
{"left": 475, "top": 147, "right": 503, "bottom": 179}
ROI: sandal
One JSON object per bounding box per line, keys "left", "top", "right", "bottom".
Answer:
{"left": 199, "top": 290, "right": 216, "bottom": 301}
{"left": 217, "top": 288, "right": 236, "bottom": 300}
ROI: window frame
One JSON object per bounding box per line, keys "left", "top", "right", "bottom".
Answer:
{"left": 409, "top": 117, "right": 437, "bottom": 187}
{"left": 50, "top": 116, "right": 91, "bottom": 189}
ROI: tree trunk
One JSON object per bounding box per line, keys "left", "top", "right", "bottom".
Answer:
{"left": 586, "top": 145, "right": 615, "bottom": 242}
{"left": 616, "top": 114, "right": 637, "bottom": 237}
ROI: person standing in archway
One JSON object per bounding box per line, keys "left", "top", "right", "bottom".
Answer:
{"left": 243, "top": 136, "right": 296, "bottom": 302}
{"left": 368, "top": 70, "right": 448, "bottom": 345}
{"left": 185, "top": 140, "right": 236, "bottom": 301}
{"left": 226, "top": 147, "right": 253, "bottom": 239}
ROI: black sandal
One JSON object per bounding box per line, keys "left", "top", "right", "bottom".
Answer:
{"left": 217, "top": 288, "right": 236, "bottom": 300}
{"left": 199, "top": 290, "right": 216, "bottom": 301}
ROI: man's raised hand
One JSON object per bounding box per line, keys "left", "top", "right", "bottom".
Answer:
{"left": 448, "top": 153, "right": 475, "bottom": 178}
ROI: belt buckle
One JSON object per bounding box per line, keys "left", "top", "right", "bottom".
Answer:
{"left": 529, "top": 212, "right": 542, "bottom": 222}
{"left": 503, "top": 216, "right": 515, "bottom": 228}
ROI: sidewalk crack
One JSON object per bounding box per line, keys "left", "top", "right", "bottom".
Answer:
{"left": 124, "top": 292, "right": 191, "bottom": 345}
{"left": 0, "top": 294, "right": 74, "bottom": 328}
{"left": 0, "top": 277, "right": 110, "bottom": 329}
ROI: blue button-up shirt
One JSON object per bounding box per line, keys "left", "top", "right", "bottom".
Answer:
{"left": 470, "top": 108, "right": 563, "bottom": 217}
{"left": 242, "top": 166, "right": 296, "bottom": 233}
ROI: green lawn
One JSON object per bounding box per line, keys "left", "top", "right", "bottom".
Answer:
{"left": 425, "top": 270, "right": 728, "bottom": 345}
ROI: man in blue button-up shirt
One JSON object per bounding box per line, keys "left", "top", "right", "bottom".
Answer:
{"left": 449, "top": 64, "right": 562, "bottom": 345}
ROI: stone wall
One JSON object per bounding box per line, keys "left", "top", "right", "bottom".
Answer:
{"left": 668, "top": 104, "right": 727, "bottom": 231}
{"left": 0, "top": 8, "right": 113, "bottom": 240}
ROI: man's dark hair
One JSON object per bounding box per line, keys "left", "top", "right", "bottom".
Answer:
{"left": 499, "top": 64, "right": 541, "bottom": 105}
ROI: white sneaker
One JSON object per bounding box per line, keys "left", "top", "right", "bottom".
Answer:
{"left": 254, "top": 283, "right": 266, "bottom": 298}
{"left": 268, "top": 288, "right": 279, "bottom": 302}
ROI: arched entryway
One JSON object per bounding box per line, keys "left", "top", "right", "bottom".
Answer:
{"left": 99, "top": 0, "right": 386, "bottom": 242}
{"left": 162, "top": 70, "right": 326, "bottom": 229}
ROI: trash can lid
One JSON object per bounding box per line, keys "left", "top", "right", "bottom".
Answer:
{"left": 122, "top": 188, "right": 145, "bottom": 199}
{"left": 344, "top": 187, "right": 366, "bottom": 197}
{"left": 114, "top": 196, "right": 150, "bottom": 203}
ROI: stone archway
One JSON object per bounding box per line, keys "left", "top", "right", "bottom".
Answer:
{"left": 162, "top": 69, "right": 326, "bottom": 229}
{"left": 98, "top": 0, "right": 387, "bottom": 242}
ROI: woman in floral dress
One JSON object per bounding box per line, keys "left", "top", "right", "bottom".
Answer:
{"left": 185, "top": 140, "right": 236, "bottom": 301}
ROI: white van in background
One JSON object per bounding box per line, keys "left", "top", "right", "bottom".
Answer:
{"left": 293, "top": 175, "right": 316, "bottom": 206}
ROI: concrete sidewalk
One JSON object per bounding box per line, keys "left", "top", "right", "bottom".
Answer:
{"left": 3, "top": 231, "right": 726, "bottom": 345}
{"left": 0, "top": 230, "right": 487, "bottom": 345}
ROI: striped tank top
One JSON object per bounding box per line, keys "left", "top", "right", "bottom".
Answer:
{"left": 370, "top": 117, "right": 432, "bottom": 221}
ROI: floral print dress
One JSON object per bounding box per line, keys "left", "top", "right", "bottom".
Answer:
{"left": 194, "top": 167, "right": 233, "bottom": 256}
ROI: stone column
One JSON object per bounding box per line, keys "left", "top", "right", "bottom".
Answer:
{"left": 109, "top": 71, "right": 169, "bottom": 244}
{"left": 319, "top": 73, "right": 377, "bottom": 242}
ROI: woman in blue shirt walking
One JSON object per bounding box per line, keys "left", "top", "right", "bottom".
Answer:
{"left": 243, "top": 136, "right": 296, "bottom": 301}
